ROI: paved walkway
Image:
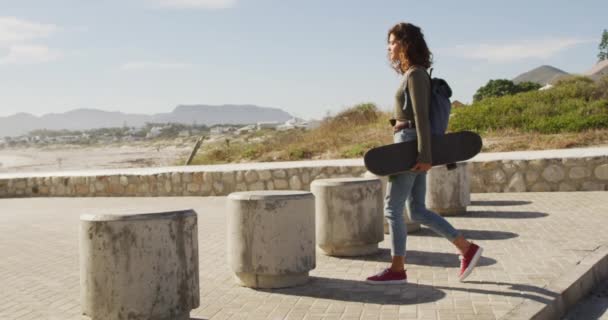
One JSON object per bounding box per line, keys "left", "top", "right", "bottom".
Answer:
{"left": 1, "top": 192, "right": 607, "bottom": 320}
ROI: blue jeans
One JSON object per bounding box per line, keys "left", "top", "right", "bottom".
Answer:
{"left": 385, "top": 128, "right": 460, "bottom": 257}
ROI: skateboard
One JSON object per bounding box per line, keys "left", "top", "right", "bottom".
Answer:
{"left": 364, "top": 131, "right": 482, "bottom": 176}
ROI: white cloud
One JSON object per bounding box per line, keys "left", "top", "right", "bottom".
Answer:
{"left": 0, "top": 44, "right": 60, "bottom": 65}
{"left": 0, "top": 17, "right": 58, "bottom": 44}
{"left": 153, "top": 0, "right": 236, "bottom": 9}
{"left": 446, "top": 37, "right": 595, "bottom": 62}
{"left": 121, "top": 61, "right": 193, "bottom": 70}
{"left": 0, "top": 17, "right": 61, "bottom": 66}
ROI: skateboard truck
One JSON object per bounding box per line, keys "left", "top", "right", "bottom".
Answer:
{"left": 446, "top": 163, "right": 457, "bottom": 170}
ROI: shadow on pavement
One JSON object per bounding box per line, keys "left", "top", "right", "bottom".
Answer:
{"left": 263, "top": 278, "right": 556, "bottom": 306}
{"left": 341, "top": 248, "right": 498, "bottom": 268}
{"left": 262, "top": 276, "right": 446, "bottom": 304}
{"left": 465, "top": 210, "right": 548, "bottom": 219}
{"left": 413, "top": 228, "right": 519, "bottom": 240}
{"left": 470, "top": 200, "right": 533, "bottom": 206}
{"left": 450, "top": 280, "right": 559, "bottom": 304}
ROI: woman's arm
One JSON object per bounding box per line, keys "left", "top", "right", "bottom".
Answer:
{"left": 408, "top": 68, "right": 432, "bottom": 164}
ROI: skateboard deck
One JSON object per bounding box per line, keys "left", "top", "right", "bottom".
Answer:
{"left": 364, "top": 131, "right": 482, "bottom": 176}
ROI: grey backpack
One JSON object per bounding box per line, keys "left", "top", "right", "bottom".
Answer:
{"left": 405, "top": 68, "right": 453, "bottom": 135}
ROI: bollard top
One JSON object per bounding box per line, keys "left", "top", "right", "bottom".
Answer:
{"left": 80, "top": 209, "right": 196, "bottom": 222}
{"left": 228, "top": 190, "right": 313, "bottom": 201}
{"left": 311, "top": 177, "right": 381, "bottom": 187}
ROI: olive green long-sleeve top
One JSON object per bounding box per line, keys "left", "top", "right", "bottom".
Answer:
{"left": 391, "top": 66, "right": 432, "bottom": 163}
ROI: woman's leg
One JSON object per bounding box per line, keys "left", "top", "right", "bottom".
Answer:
{"left": 407, "top": 171, "right": 483, "bottom": 281}
{"left": 366, "top": 169, "right": 416, "bottom": 284}
{"left": 370, "top": 128, "right": 418, "bottom": 278}
{"left": 406, "top": 172, "right": 465, "bottom": 247}
{"left": 384, "top": 171, "right": 417, "bottom": 270}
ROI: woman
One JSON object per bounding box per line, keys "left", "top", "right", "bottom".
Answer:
{"left": 366, "top": 22, "right": 483, "bottom": 284}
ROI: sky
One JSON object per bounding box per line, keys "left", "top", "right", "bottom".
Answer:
{"left": 0, "top": 0, "right": 606, "bottom": 120}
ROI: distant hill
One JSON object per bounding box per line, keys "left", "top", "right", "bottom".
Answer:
{"left": 0, "top": 104, "right": 293, "bottom": 137}
{"left": 512, "top": 65, "right": 570, "bottom": 85}
{"left": 584, "top": 60, "right": 608, "bottom": 81}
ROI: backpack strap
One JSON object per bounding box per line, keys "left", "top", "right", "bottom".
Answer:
{"left": 402, "top": 68, "right": 415, "bottom": 110}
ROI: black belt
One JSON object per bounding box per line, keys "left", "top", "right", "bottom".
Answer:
{"left": 394, "top": 120, "right": 416, "bottom": 130}
{"left": 403, "top": 120, "right": 415, "bottom": 129}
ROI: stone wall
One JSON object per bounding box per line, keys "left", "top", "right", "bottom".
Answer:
{"left": 0, "top": 153, "right": 607, "bottom": 198}
{"left": 0, "top": 166, "right": 368, "bottom": 198}
{"left": 468, "top": 156, "right": 608, "bottom": 192}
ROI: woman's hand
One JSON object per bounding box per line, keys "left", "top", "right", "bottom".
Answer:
{"left": 411, "top": 162, "right": 432, "bottom": 172}
{"left": 393, "top": 120, "right": 410, "bottom": 133}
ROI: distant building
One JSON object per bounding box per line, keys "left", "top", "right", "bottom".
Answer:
{"left": 276, "top": 124, "right": 294, "bottom": 131}
{"left": 15, "top": 136, "right": 31, "bottom": 143}
{"left": 277, "top": 118, "right": 317, "bottom": 131}
{"left": 585, "top": 60, "right": 608, "bottom": 81}
{"left": 257, "top": 121, "right": 281, "bottom": 130}
{"left": 55, "top": 135, "right": 80, "bottom": 143}
{"left": 146, "top": 127, "right": 163, "bottom": 138}
{"left": 236, "top": 125, "right": 256, "bottom": 134}
{"left": 126, "top": 127, "right": 142, "bottom": 135}
{"left": 210, "top": 126, "right": 234, "bottom": 135}
{"left": 451, "top": 100, "right": 466, "bottom": 108}
{"left": 122, "top": 135, "right": 142, "bottom": 141}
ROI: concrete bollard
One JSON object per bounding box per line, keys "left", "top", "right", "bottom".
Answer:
{"left": 363, "top": 172, "right": 421, "bottom": 234}
{"left": 80, "top": 210, "right": 199, "bottom": 320}
{"left": 227, "top": 191, "right": 315, "bottom": 288}
{"left": 426, "top": 162, "right": 471, "bottom": 216}
{"left": 311, "top": 177, "right": 384, "bottom": 256}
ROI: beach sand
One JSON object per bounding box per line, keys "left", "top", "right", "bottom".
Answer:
{"left": 0, "top": 144, "right": 191, "bottom": 173}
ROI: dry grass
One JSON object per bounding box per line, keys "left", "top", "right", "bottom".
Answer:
{"left": 190, "top": 104, "right": 394, "bottom": 164}
{"left": 189, "top": 103, "right": 608, "bottom": 165}
{"left": 482, "top": 129, "right": 608, "bottom": 152}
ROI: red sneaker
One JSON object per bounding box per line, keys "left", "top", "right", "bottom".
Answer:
{"left": 365, "top": 268, "right": 407, "bottom": 285}
{"left": 459, "top": 243, "right": 483, "bottom": 281}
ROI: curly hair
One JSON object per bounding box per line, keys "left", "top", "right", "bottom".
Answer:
{"left": 387, "top": 22, "right": 433, "bottom": 74}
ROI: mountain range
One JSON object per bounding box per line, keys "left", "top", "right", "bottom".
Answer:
{"left": 0, "top": 104, "right": 293, "bottom": 137}
{"left": 5, "top": 60, "right": 606, "bottom": 138}
{"left": 512, "top": 65, "right": 570, "bottom": 85}
{"left": 513, "top": 60, "right": 608, "bottom": 85}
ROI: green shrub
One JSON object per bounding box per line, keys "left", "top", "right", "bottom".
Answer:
{"left": 450, "top": 75, "right": 608, "bottom": 133}
{"left": 241, "top": 145, "right": 261, "bottom": 159}
{"left": 473, "top": 79, "right": 542, "bottom": 102}
{"left": 286, "top": 146, "right": 313, "bottom": 160}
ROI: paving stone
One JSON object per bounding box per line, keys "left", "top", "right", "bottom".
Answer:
{"left": 0, "top": 193, "right": 607, "bottom": 319}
